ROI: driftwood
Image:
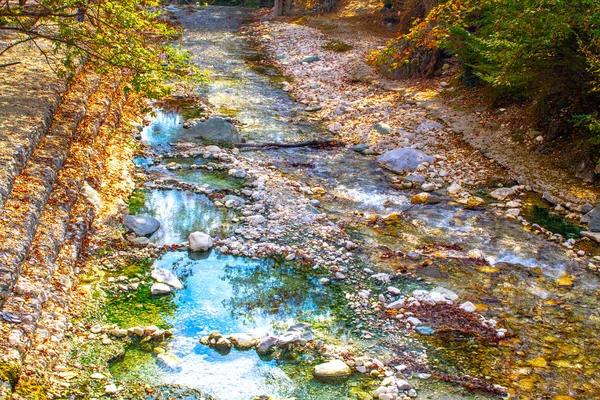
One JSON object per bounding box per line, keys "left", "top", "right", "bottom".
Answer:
{"left": 237, "top": 139, "right": 342, "bottom": 150}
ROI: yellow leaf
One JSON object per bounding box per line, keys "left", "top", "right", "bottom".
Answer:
{"left": 527, "top": 357, "right": 547, "bottom": 368}
{"left": 556, "top": 276, "right": 573, "bottom": 286}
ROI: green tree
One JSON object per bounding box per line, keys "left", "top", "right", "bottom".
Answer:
{"left": 0, "top": 0, "right": 196, "bottom": 97}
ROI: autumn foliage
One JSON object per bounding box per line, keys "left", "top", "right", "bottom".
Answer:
{"left": 370, "top": 0, "right": 600, "bottom": 140}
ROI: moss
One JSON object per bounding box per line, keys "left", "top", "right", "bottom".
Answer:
{"left": 128, "top": 189, "right": 147, "bottom": 215}
{"left": 0, "top": 362, "right": 19, "bottom": 386}
{"left": 322, "top": 40, "right": 353, "bottom": 52}
{"left": 105, "top": 284, "right": 174, "bottom": 328}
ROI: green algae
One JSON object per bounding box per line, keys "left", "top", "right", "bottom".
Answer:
{"left": 105, "top": 285, "right": 174, "bottom": 329}
{"left": 129, "top": 189, "right": 148, "bottom": 214}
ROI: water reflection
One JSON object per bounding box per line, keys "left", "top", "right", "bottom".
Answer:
{"left": 133, "top": 189, "right": 234, "bottom": 245}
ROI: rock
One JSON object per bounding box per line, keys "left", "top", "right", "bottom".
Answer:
{"left": 430, "top": 287, "right": 458, "bottom": 301}
{"left": 396, "top": 379, "right": 411, "bottom": 390}
{"left": 90, "top": 373, "right": 105, "bottom": 380}
{"left": 150, "top": 283, "right": 172, "bottom": 296}
{"left": 222, "top": 195, "right": 246, "bottom": 207}
{"left": 465, "top": 196, "right": 485, "bottom": 209}
{"left": 123, "top": 215, "right": 161, "bottom": 237}
{"left": 505, "top": 208, "right": 521, "bottom": 218}
{"left": 277, "top": 331, "right": 300, "bottom": 347}
{"left": 256, "top": 336, "right": 279, "bottom": 355}
{"left": 313, "top": 359, "right": 352, "bottom": 380}
{"left": 421, "top": 183, "right": 436, "bottom": 192}
{"left": 459, "top": 301, "right": 477, "bottom": 312}
{"left": 373, "top": 122, "right": 392, "bottom": 135}
{"left": 415, "top": 326, "right": 435, "bottom": 336}
{"left": 83, "top": 183, "right": 102, "bottom": 212}
{"left": 387, "top": 286, "right": 401, "bottom": 296}
{"left": 229, "top": 334, "right": 257, "bottom": 350}
{"left": 586, "top": 206, "right": 600, "bottom": 232}
{"left": 377, "top": 148, "right": 435, "bottom": 174}
{"left": 288, "top": 322, "right": 315, "bottom": 341}
{"left": 228, "top": 168, "right": 247, "bottom": 179}
{"left": 489, "top": 187, "right": 516, "bottom": 201}
{"left": 183, "top": 117, "right": 240, "bottom": 144}
{"left": 301, "top": 55, "right": 320, "bottom": 63}
{"left": 109, "top": 328, "right": 128, "bottom": 338}
{"left": 447, "top": 183, "right": 462, "bottom": 196}
{"left": 404, "top": 174, "right": 425, "bottom": 183}
{"left": 542, "top": 191, "right": 563, "bottom": 206}
{"left": 129, "top": 326, "right": 144, "bottom": 337}
{"left": 353, "top": 144, "right": 370, "bottom": 153}
{"left": 247, "top": 215, "right": 266, "bottom": 225}
{"left": 386, "top": 299, "right": 405, "bottom": 309}
{"left": 411, "top": 192, "right": 441, "bottom": 204}
{"left": 151, "top": 268, "right": 182, "bottom": 289}
{"left": 416, "top": 121, "right": 444, "bottom": 133}
{"left": 104, "top": 384, "right": 118, "bottom": 395}
{"left": 406, "top": 317, "right": 422, "bottom": 326}
{"left": 189, "top": 232, "right": 213, "bottom": 252}
{"left": 581, "top": 231, "right": 600, "bottom": 243}
{"left": 156, "top": 353, "right": 182, "bottom": 371}
{"left": 129, "top": 236, "right": 150, "bottom": 247}
{"left": 214, "top": 337, "right": 233, "bottom": 354}
{"left": 90, "top": 325, "right": 102, "bottom": 334}
{"left": 166, "top": 162, "right": 182, "bottom": 171}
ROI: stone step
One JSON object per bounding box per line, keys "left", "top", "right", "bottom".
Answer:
{"left": 0, "top": 78, "right": 127, "bottom": 399}
{"left": 0, "top": 66, "right": 78, "bottom": 212}
{"left": 0, "top": 75, "right": 118, "bottom": 300}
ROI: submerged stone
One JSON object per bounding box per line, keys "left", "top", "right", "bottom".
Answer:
{"left": 415, "top": 326, "right": 435, "bottom": 336}
{"left": 377, "top": 148, "right": 434, "bottom": 173}
{"left": 182, "top": 117, "right": 240, "bottom": 144}
{"left": 123, "top": 215, "right": 161, "bottom": 237}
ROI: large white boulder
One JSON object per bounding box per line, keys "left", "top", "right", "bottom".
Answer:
{"left": 189, "top": 231, "right": 213, "bottom": 252}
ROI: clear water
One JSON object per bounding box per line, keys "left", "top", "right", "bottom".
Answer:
{"left": 110, "top": 251, "right": 375, "bottom": 400}
{"left": 132, "top": 189, "right": 235, "bottom": 245}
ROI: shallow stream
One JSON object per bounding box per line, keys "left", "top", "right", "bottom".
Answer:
{"left": 109, "top": 5, "right": 600, "bottom": 399}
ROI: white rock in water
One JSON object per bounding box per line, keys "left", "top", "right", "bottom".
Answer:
{"left": 151, "top": 268, "right": 182, "bottom": 289}
{"left": 313, "top": 359, "right": 352, "bottom": 379}
{"left": 189, "top": 231, "right": 213, "bottom": 252}
{"left": 459, "top": 301, "right": 477, "bottom": 312}
{"left": 151, "top": 283, "right": 172, "bottom": 296}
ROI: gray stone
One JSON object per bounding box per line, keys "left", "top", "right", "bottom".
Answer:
{"left": 222, "top": 195, "right": 246, "bottom": 207}
{"left": 151, "top": 268, "right": 182, "bottom": 289}
{"left": 415, "top": 326, "right": 434, "bottom": 335}
{"left": 404, "top": 174, "right": 426, "bottom": 183}
{"left": 377, "top": 148, "right": 435, "bottom": 173}
{"left": 183, "top": 117, "right": 240, "bottom": 144}
{"left": 256, "top": 336, "right": 279, "bottom": 355}
{"left": 542, "top": 191, "right": 563, "bottom": 206}
{"left": 313, "top": 359, "right": 352, "bottom": 380}
{"left": 586, "top": 206, "right": 600, "bottom": 232}
{"left": 396, "top": 379, "right": 411, "bottom": 390}
{"left": 459, "top": 301, "right": 477, "bottom": 312}
{"left": 229, "top": 334, "right": 257, "bottom": 350}
{"left": 301, "top": 56, "right": 320, "bottom": 63}
{"left": 373, "top": 122, "right": 392, "bottom": 135}
{"left": 581, "top": 231, "right": 600, "bottom": 243}
{"left": 228, "top": 168, "right": 247, "bottom": 179}
{"left": 352, "top": 144, "right": 370, "bottom": 153}
{"left": 123, "top": 215, "right": 160, "bottom": 237}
